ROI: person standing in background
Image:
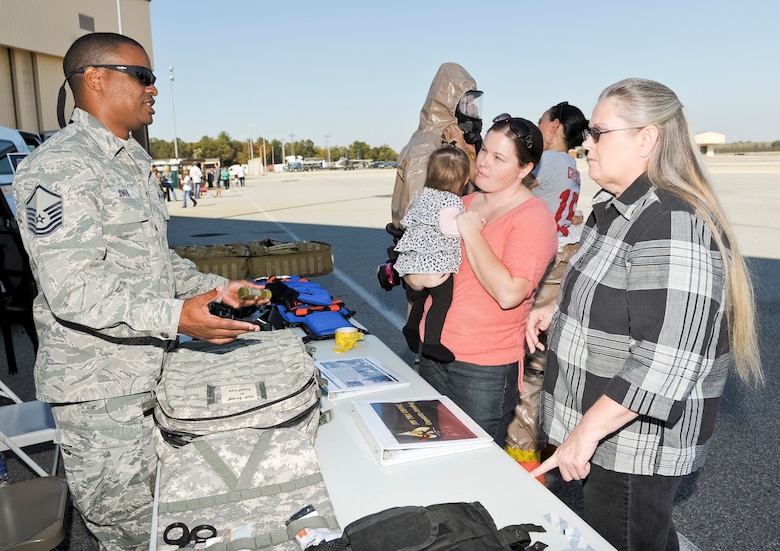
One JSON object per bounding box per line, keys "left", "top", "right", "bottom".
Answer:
{"left": 504, "top": 101, "right": 589, "bottom": 466}
{"left": 532, "top": 101, "right": 589, "bottom": 238}
{"left": 213, "top": 162, "right": 222, "bottom": 197}
{"left": 206, "top": 166, "right": 214, "bottom": 190}
{"left": 162, "top": 164, "right": 177, "bottom": 201}
{"left": 221, "top": 165, "right": 230, "bottom": 191}
{"left": 190, "top": 161, "right": 203, "bottom": 198}
{"left": 389, "top": 63, "right": 483, "bottom": 233}
{"left": 378, "top": 63, "right": 484, "bottom": 359}
{"left": 237, "top": 164, "right": 246, "bottom": 186}
{"left": 151, "top": 166, "right": 164, "bottom": 197}
{"left": 181, "top": 169, "right": 196, "bottom": 208}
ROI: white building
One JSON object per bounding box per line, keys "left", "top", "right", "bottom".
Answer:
{"left": 0, "top": 0, "right": 153, "bottom": 146}
{"left": 695, "top": 131, "right": 726, "bottom": 157}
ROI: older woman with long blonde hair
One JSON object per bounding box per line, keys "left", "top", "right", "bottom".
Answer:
{"left": 526, "top": 78, "right": 762, "bottom": 550}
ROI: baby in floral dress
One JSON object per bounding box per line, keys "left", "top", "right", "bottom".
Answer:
{"left": 394, "top": 144, "right": 472, "bottom": 363}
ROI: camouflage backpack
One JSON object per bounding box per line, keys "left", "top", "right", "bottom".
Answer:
{"left": 154, "top": 329, "right": 324, "bottom": 446}
{"left": 156, "top": 427, "right": 341, "bottom": 550}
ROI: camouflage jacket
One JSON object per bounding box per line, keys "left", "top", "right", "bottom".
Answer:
{"left": 13, "top": 108, "right": 226, "bottom": 403}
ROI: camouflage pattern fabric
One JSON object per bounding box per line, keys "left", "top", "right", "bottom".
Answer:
{"left": 12, "top": 107, "right": 226, "bottom": 550}
{"left": 156, "top": 427, "right": 340, "bottom": 550}
{"left": 155, "top": 329, "right": 321, "bottom": 443}
{"left": 170, "top": 240, "right": 335, "bottom": 278}
{"left": 12, "top": 108, "right": 226, "bottom": 403}
{"left": 171, "top": 240, "right": 327, "bottom": 259}
{"left": 170, "top": 243, "right": 251, "bottom": 259}
{"left": 52, "top": 393, "right": 157, "bottom": 551}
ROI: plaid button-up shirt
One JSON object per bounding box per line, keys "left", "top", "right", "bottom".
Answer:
{"left": 541, "top": 174, "right": 731, "bottom": 476}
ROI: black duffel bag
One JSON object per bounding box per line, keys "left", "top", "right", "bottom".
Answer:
{"left": 311, "top": 501, "right": 547, "bottom": 551}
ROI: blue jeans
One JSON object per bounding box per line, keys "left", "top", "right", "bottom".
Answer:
{"left": 417, "top": 357, "right": 517, "bottom": 445}
{"left": 583, "top": 463, "right": 682, "bottom": 550}
{"left": 182, "top": 190, "right": 196, "bottom": 207}
{"left": 162, "top": 181, "right": 176, "bottom": 200}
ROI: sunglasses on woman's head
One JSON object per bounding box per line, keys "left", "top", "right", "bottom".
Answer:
{"left": 492, "top": 113, "right": 534, "bottom": 150}
{"left": 67, "top": 64, "right": 157, "bottom": 86}
{"left": 581, "top": 126, "right": 643, "bottom": 144}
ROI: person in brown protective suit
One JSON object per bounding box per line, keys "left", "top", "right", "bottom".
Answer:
{"left": 378, "top": 62, "right": 482, "bottom": 298}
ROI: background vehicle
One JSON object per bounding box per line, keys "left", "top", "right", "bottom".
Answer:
{"left": 330, "top": 156, "right": 369, "bottom": 170}
{"left": 17, "top": 130, "right": 42, "bottom": 151}
{"left": 301, "top": 158, "right": 324, "bottom": 171}
{"left": 0, "top": 126, "right": 30, "bottom": 186}
{"left": 1, "top": 126, "right": 31, "bottom": 214}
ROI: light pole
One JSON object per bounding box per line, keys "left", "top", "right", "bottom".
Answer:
{"left": 324, "top": 133, "right": 331, "bottom": 165}
{"left": 289, "top": 133, "right": 295, "bottom": 159}
{"left": 169, "top": 67, "right": 179, "bottom": 161}
{"left": 115, "top": 0, "right": 123, "bottom": 33}
{"left": 261, "top": 136, "right": 267, "bottom": 175}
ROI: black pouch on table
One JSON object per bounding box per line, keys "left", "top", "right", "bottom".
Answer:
{"left": 309, "top": 501, "right": 547, "bottom": 551}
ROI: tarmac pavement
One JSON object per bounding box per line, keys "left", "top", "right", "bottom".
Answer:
{"left": 1, "top": 156, "right": 778, "bottom": 550}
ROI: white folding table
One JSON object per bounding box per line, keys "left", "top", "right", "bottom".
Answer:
{"left": 150, "top": 330, "right": 616, "bottom": 550}
{"left": 307, "top": 333, "right": 615, "bottom": 551}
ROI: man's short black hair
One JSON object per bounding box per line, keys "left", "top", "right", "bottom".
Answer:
{"left": 63, "top": 32, "right": 145, "bottom": 95}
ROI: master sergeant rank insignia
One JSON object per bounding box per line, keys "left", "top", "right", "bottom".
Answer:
{"left": 26, "top": 185, "right": 63, "bottom": 236}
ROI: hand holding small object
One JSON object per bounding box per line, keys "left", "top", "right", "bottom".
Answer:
{"left": 238, "top": 287, "right": 272, "bottom": 300}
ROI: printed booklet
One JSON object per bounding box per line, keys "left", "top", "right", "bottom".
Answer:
{"left": 314, "top": 356, "right": 409, "bottom": 401}
{"left": 350, "top": 395, "right": 493, "bottom": 466}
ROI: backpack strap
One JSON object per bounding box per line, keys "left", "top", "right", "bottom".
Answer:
{"left": 292, "top": 300, "right": 345, "bottom": 316}
{"left": 235, "top": 432, "right": 274, "bottom": 490}
{"left": 193, "top": 437, "right": 240, "bottom": 489}
{"left": 157, "top": 471, "right": 326, "bottom": 514}
{"left": 192, "top": 430, "right": 275, "bottom": 491}
{"left": 498, "top": 523, "right": 547, "bottom": 550}
{"left": 202, "top": 512, "right": 339, "bottom": 551}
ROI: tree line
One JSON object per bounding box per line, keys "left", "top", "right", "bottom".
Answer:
{"left": 149, "top": 132, "right": 779, "bottom": 165}
{"left": 713, "top": 140, "right": 780, "bottom": 153}
{"left": 149, "top": 131, "right": 398, "bottom": 165}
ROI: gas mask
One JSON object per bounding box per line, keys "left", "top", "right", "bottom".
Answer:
{"left": 456, "top": 90, "right": 484, "bottom": 151}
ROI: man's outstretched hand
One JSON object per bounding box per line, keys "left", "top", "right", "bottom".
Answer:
{"left": 178, "top": 286, "right": 260, "bottom": 344}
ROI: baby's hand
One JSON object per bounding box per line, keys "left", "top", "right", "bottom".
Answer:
{"left": 457, "top": 210, "right": 486, "bottom": 237}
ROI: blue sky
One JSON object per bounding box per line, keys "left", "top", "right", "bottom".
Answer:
{"left": 147, "top": 1, "right": 780, "bottom": 151}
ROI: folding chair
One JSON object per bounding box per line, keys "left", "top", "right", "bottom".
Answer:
{"left": 0, "top": 476, "right": 69, "bottom": 550}
{"left": 0, "top": 380, "right": 69, "bottom": 550}
{"left": 0, "top": 379, "right": 58, "bottom": 477}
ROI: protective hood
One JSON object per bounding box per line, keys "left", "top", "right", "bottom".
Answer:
{"left": 391, "top": 63, "right": 479, "bottom": 227}
{"left": 417, "top": 62, "right": 478, "bottom": 132}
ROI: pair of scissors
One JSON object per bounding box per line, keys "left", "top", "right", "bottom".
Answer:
{"left": 163, "top": 522, "right": 218, "bottom": 548}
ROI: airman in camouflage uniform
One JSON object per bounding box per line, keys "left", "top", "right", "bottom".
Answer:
{"left": 12, "top": 33, "right": 266, "bottom": 551}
